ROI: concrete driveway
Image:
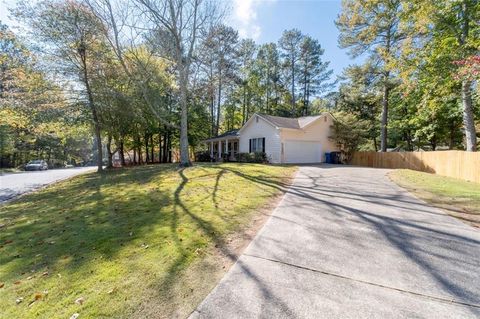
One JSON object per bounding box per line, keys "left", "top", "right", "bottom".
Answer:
{"left": 0, "top": 167, "right": 95, "bottom": 202}
{"left": 191, "top": 165, "right": 480, "bottom": 318}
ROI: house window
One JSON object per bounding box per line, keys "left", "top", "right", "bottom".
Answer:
{"left": 249, "top": 138, "right": 265, "bottom": 153}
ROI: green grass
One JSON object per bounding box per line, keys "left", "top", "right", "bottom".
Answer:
{"left": 390, "top": 169, "right": 480, "bottom": 227}
{"left": 0, "top": 163, "right": 296, "bottom": 318}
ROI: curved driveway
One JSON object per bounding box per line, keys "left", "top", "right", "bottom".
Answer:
{"left": 0, "top": 167, "right": 95, "bottom": 202}
{"left": 191, "top": 165, "right": 480, "bottom": 318}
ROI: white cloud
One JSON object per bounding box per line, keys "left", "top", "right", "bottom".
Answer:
{"left": 232, "top": 0, "right": 274, "bottom": 41}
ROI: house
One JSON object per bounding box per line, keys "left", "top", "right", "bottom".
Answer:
{"left": 204, "top": 113, "right": 339, "bottom": 164}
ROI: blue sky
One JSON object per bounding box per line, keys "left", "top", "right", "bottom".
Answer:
{"left": 228, "top": 0, "right": 361, "bottom": 80}
{"left": 0, "top": 0, "right": 358, "bottom": 79}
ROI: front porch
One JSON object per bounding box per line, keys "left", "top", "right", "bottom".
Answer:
{"left": 204, "top": 130, "right": 239, "bottom": 162}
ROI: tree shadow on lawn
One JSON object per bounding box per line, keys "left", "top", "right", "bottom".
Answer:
{"left": 0, "top": 165, "right": 181, "bottom": 281}
{"left": 0, "top": 163, "right": 296, "bottom": 317}
{"left": 147, "top": 166, "right": 299, "bottom": 318}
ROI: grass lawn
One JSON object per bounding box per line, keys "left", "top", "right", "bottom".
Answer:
{"left": 0, "top": 163, "right": 296, "bottom": 319}
{"left": 390, "top": 169, "right": 480, "bottom": 228}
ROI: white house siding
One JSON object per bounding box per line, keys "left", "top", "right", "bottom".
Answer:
{"left": 239, "top": 115, "right": 282, "bottom": 163}
{"left": 280, "top": 114, "right": 338, "bottom": 163}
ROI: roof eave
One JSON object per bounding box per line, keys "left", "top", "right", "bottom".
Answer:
{"left": 203, "top": 135, "right": 239, "bottom": 143}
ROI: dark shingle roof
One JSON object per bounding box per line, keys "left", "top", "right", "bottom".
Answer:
{"left": 258, "top": 114, "right": 323, "bottom": 129}
{"left": 215, "top": 129, "right": 239, "bottom": 138}
{"left": 204, "top": 129, "right": 239, "bottom": 142}
{"left": 258, "top": 114, "right": 300, "bottom": 129}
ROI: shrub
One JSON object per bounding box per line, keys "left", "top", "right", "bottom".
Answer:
{"left": 237, "top": 152, "right": 269, "bottom": 163}
{"left": 329, "top": 112, "right": 370, "bottom": 163}
{"left": 195, "top": 151, "right": 212, "bottom": 162}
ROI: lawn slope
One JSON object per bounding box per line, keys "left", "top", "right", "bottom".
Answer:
{"left": 390, "top": 169, "right": 480, "bottom": 228}
{"left": 0, "top": 163, "right": 296, "bottom": 318}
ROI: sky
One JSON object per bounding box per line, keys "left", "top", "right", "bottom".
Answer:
{"left": 227, "top": 0, "right": 361, "bottom": 80}
{"left": 0, "top": 0, "right": 359, "bottom": 80}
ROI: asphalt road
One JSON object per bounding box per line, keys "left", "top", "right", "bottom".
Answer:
{"left": 0, "top": 167, "right": 95, "bottom": 202}
{"left": 191, "top": 165, "right": 480, "bottom": 318}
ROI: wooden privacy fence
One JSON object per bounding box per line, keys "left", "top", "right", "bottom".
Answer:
{"left": 350, "top": 151, "right": 480, "bottom": 183}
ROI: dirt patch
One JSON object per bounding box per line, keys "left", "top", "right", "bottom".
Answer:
{"left": 131, "top": 169, "right": 297, "bottom": 319}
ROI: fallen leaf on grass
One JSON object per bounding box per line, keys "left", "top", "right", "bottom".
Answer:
{"left": 70, "top": 313, "right": 79, "bottom": 319}
{"left": 16, "top": 298, "right": 23, "bottom": 304}
{"left": 75, "top": 297, "right": 85, "bottom": 305}
{"left": 107, "top": 288, "right": 116, "bottom": 294}
{"left": 42, "top": 271, "right": 49, "bottom": 277}
{"left": 0, "top": 283, "right": 4, "bottom": 288}
{"left": 14, "top": 281, "right": 21, "bottom": 285}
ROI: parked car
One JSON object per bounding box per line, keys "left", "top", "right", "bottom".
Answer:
{"left": 25, "top": 160, "right": 48, "bottom": 171}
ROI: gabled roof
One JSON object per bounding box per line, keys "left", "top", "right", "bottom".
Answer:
{"left": 203, "top": 113, "right": 332, "bottom": 143}
{"left": 257, "top": 114, "right": 323, "bottom": 129}
{"left": 258, "top": 114, "right": 301, "bottom": 129}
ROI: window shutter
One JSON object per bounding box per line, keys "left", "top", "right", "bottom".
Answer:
{"left": 249, "top": 139, "right": 252, "bottom": 153}
{"left": 262, "top": 138, "right": 265, "bottom": 153}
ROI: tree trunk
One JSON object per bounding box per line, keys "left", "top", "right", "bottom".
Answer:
{"left": 119, "top": 139, "right": 126, "bottom": 166}
{"left": 179, "top": 66, "right": 190, "bottom": 166}
{"left": 380, "top": 83, "right": 389, "bottom": 152}
{"left": 246, "top": 88, "right": 251, "bottom": 120}
{"left": 106, "top": 134, "right": 113, "bottom": 169}
{"left": 167, "top": 132, "right": 172, "bottom": 163}
{"left": 136, "top": 135, "right": 142, "bottom": 164}
{"left": 144, "top": 134, "right": 149, "bottom": 163}
{"left": 461, "top": 79, "right": 477, "bottom": 151}
{"left": 210, "top": 65, "right": 215, "bottom": 136}
{"left": 162, "top": 129, "right": 168, "bottom": 163}
{"left": 158, "top": 132, "right": 162, "bottom": 163}
{"left": 150, "top": 135, "right": 154, "bottom": 163}
{"left": 291, "top": 56, "right": 295, "bottom": 116}
{"left": 79, "top": 46, "right": 102, "bottom": 172}
{"left": 138, "top": 146, "right": 143, "bottom": 164}
{"left": 266, "top": 65, "right": 270, "bottom": 114}
{"left": 303, "top": 62, "right": 308, "bottom": 116}
{"left": 242, "top": 83, "right": 247, "bottom": 124}
{"left": 216, "top": 70, "right": 222, "bottom": 136}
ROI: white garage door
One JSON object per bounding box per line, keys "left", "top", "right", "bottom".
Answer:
{"left": 284, "top": 141, "right": 322, "bottom": 163}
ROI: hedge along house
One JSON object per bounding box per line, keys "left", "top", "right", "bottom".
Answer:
{"left": 203, "top": 113, "right": 339, "bottom": 163}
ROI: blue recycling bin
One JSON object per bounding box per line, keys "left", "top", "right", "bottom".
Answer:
{"left": 325, "top": 152, "right": 331, "bottom": 164}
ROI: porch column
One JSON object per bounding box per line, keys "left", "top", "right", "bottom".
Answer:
{"left": 218, "top": 140, "right": 221, "bottom": 159}
{"left": 225, "top": 138, "right": 229, "bottom": 156}
{"left": 210, "top": 141, "right": 213, "bottom": 159}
